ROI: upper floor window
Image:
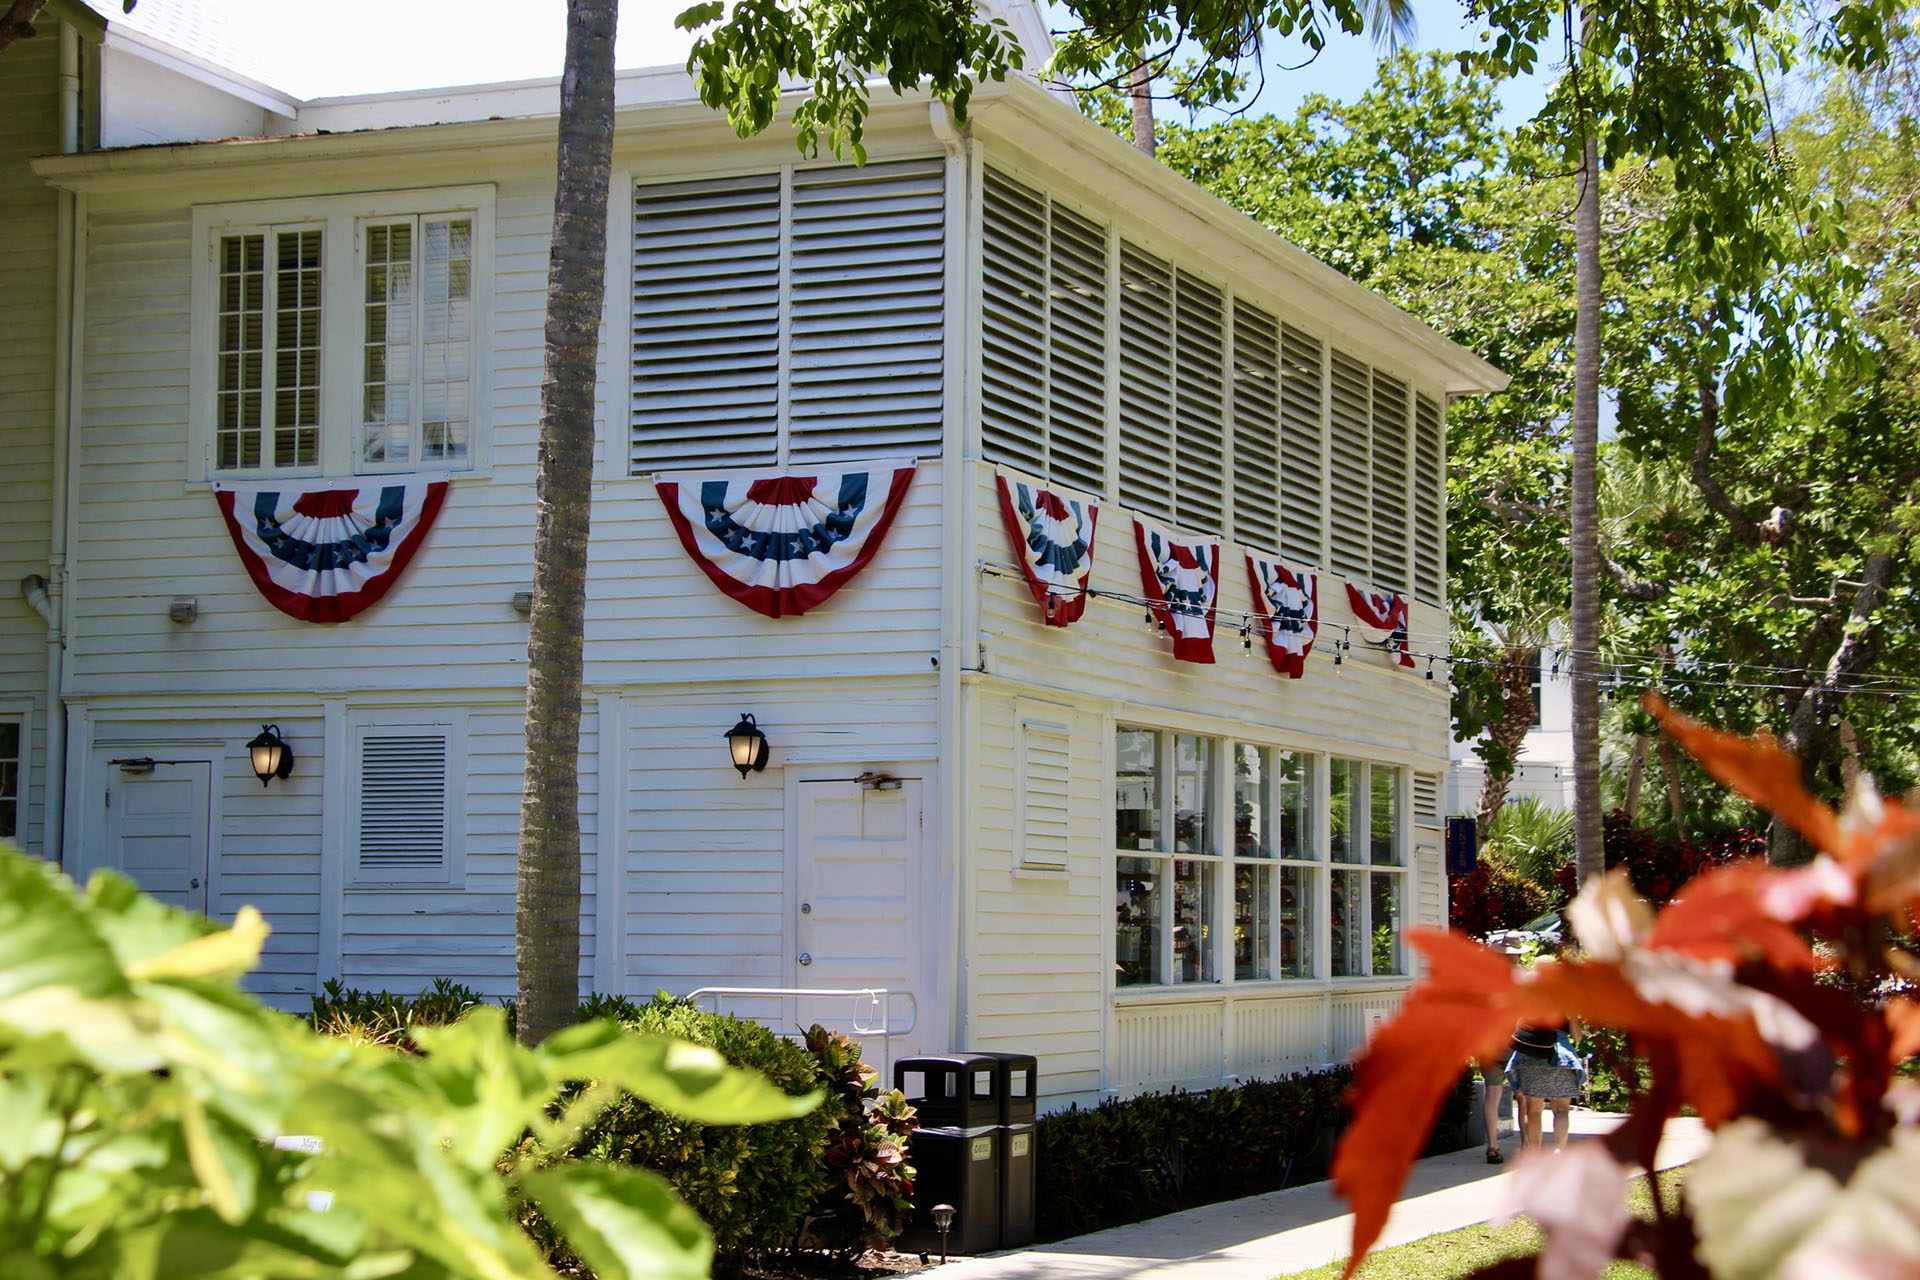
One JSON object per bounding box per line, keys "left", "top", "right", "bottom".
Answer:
{"left": 0, "top": 718, "right": 19, "bottom": 841}
{"left": 192, "top": 189, "right": 492, "bottom": 480}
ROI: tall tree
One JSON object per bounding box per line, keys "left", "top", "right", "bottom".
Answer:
{"left": 516, "top": 0, "right": 617, "bottom": 1047}
{"left": 1569, "top": 108, "right": 1603, "bottom": 887}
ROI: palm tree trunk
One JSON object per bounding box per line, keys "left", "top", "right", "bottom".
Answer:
{"left": 1475, "top": 647, "right": 1538, "bottom": 840}
{"left": 1657, "top": 732, "right": 1687, "bottom": 841}
{"left": 1622, "top": 734, "right": 1649, "bottom": 820}
{"left": 516, "top": 0, "right": 617, "bottom": 1047}
{"left": 1569, "top": 125, "right": 1604, "bottom": 886}
{"left": 1128, "top": 59, "right": 1155, "bottom": 157}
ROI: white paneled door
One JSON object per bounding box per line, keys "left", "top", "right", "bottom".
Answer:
{"left": 105, "top": 761, "right": 212, "bottom": 914}
{"left": 793, "top": 778, "right": 923, "bottom": 1062}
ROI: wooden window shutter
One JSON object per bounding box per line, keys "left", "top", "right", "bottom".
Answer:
{"left": 356, "top": 732, "right": 450, "bottom": 880}
{"left": 1413, "top": 392, "right": 1445, "bottom": 602}
{"left": 1279, "top": 323, "right": 1327, "bottom": 565}
{"left": 630, "top": 173, "right": 782, "bottom": 472}
{"left": 1370, "top": 370, "right": 1412, "bottom": 593}
{"left": 1172, "top": 269, "right": 1226, "bottom": 531}
{"left": 980, "top": 167, "right": 1047, "bottom": 472}
{"left": 1018, "top": 720, "right": 1072, "bottom": 871}
{"left": 1327, "top": 349, "right": 1372, "bottom": 579}
{"left": 1231, "top": 299, "right": 1282, "bottom": 551}
{"left": 1413, "top": 772, "right": 1442, "bottom": 828}
{"left": 1047, "top": 202, "right": 1108, "bottom": 495}
{"left": 787, "top": 159, "right": 945, "bottom": 462}
{"left": 1117, "top": 240, "right": 1176, "bottom": 522}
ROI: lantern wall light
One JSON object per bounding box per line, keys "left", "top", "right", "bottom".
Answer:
{"left": 247, "top": 724, "right": 294, "bottom": 788}
{"left": 724, "top": 713, "right": 769, "bottom": 779}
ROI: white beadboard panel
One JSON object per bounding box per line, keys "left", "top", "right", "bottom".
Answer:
{"left": 1111, "top": 1000, "right": 1224, "bottom": 1094}
{"left": 618, "top": 680, "right": 939, "bottom": 1000}
{"left": 1227, "top": 994, "right": 1334, "bottom": 1079}
{"left": 1328, "top": 988, "right": 1407, "bottom": 1062}
{"left": 0, "top": 40, "right": 59, "bottom": 855}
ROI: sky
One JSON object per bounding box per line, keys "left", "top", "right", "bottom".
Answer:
{"left": 115, "top": 0, "right": 1558, "bottom": 128}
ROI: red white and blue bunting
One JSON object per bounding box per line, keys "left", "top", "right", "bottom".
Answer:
{"left": 996, "top": 467, "right": 1099, "bottom": 627}
{"left": 1246, "top": 553, "right": 1319, "bottom": 678}
{"left": 1345, "top": 581, "right": 1415, "bottom": 668}
{"left": 655, "top": 461, "right": 916, "bottom": 619}
{"left": 1135, "top": 517, "right": 1220, "bottom": 664}
{"left": 213, "top": 474, "right": 449, "bottom": 624}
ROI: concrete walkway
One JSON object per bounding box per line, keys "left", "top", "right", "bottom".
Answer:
{"left": 931, "top": 1111, "right": 1709, "bottom": 1280}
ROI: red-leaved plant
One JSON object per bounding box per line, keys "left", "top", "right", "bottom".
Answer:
{"left": 1334, "top": 694, "right": 1920, "bottom": 1279}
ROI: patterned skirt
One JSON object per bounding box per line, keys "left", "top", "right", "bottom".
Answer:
{"left": 1505, "top": 1036, "right": 1585, "bottom": 1099}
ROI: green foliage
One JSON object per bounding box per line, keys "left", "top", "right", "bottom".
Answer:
{"left": 0, "top": 844, "right": 817, "bottom": 1278}
{"left": 797, "top": 1024, "right": 917, "bottom": 1257}
{"left": 1484, "top": 797, "right": 1576, "bottom": 889}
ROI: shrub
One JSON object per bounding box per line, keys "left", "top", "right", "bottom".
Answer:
{"left": 1448, "top": 850, "right": 1553, "bottom": 937}
{"left": 308, "top": 975, "right": 486, "bottom": 1050}
{"left": 798, "top": 1024, "right": 917, "bottom": 1257}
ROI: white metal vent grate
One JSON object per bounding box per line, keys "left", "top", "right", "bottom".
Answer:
{"left": 358, "top": 733, "right": 448, "bottom": 876}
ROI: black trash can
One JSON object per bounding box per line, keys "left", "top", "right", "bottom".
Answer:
{"left": 973, "top": 1052, "right": 1038, "bottom": 1248}
{"left": 895, "top": 1053, "right": 1000, "bottom": 1130}
{"left": 895, "top": 1124, "right": 1000, "bottom": 1256}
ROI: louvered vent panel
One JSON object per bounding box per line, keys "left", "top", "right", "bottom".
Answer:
{"left": 1048, "top": 203, "right": 1108, "bottom": 494}
{"left": 980, "top": 167, "right": 1046, "bottom": 471}
{"left": 1327, "top": 350, "right": 1372, "bottom": 578}
{"left": 358, "top": 734, "right": 448, "bottom": 875}
{"left": 631, "top": 173, "right": 780, "bottom": 472}
{"left": 1021, "top": 721, "right": 1073, "bottom": 871}
{"left": 1117, "top": 241, "right": 1176, "bottom": 521}
{"left": 1231, "top": 300, "right": 1282, "bottom": 551}
{"left": 1279, "top": 324, "right": 1326, "bottom": 565}
{"left": 788, "top": 160, "right": 945, "bottom": 462}
{"left": 1172, "top": 270, "right": 1226, "bottom": 531}
{"left": 1413, "top": 772, "right": 1442, "bottom": 827}
{"left": 1413, "top": 393, "right": 1445, "bottom": 602}
{"left": 1370, "top": 371, "right": 1411, "bottom": 592}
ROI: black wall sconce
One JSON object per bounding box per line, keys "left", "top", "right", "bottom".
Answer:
{"left": 247, "top": 724, "right": 294, "bottom": 787}
{"left": 724, "top": 713, "right": 769, "bottom": 779}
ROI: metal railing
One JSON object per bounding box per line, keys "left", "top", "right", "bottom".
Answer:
{"left": 681, "top": 986, "right": 918, "bottom": 1081}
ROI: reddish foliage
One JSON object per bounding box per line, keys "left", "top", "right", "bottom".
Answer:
{"left": 1337, "top": 695, "right": 1920, "bottom": 1280}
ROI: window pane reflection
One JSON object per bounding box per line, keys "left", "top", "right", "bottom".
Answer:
{"left": 1116, "top": 856, "right": 1160, "bottom": 986}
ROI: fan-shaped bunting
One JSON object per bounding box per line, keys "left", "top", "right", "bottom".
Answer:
{"left": 1345, "top": 581, "right": 1415, "bottom": 668}
{"left": 1135, "top": 517, "right": 1220, "bottom": 664}
{"left": 1247, "top": 553, "right": 1319, "bottom": 678}
{"left": 996, "top": 468, "right": 1099, "bottom": 627}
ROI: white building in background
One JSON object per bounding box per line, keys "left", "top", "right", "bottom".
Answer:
{"left": 2, "top": 0, "right": 1504, "bottom": 1107}
{"left": 1447, "top": 645, "right": 1574, "bottom": 818}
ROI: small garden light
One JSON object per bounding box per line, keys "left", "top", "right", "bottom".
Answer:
{"left": 930, "top": 1203, "right": 955, "bottom": 1263}
{"left": 723, "top": 713, "right": 769, "bottom": 779}
{"left": 247, "top": 724, "right": 294, "bottom": 788}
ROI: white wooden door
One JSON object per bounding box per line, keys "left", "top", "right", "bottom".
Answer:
{"left": 106, "top": 762, "right": 212, "bottom": 914}
{"left": 794, "top": 778, "right": 922, "bottom": 1060}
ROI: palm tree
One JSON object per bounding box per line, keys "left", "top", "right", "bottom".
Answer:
{"left": 1569, "top": 45, "right": 1604, "bottom": 888}
{"left": 515, "top": 0, "right": 617, "bottom": 1047}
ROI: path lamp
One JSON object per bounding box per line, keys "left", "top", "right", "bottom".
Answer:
{"left": 931, "top": 1204, "right": 955, "bottom": 1263}
{"left": 248, "top": 724, "right": 294, "bottom": 787}
{"left": 724, "top": 713, "right": 769, "bottom": 778}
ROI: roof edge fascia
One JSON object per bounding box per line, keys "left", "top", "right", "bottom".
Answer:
{"left": 101, "top": 22, "right": 300, "bottom": 116}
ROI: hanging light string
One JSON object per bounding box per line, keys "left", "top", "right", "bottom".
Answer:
{"left": 976, "top": 560, "right": 1920, "bottom": 701}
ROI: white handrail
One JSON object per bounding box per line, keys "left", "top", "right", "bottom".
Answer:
{"left": 681, "top": 986, "right": 918, "bottom": 1081}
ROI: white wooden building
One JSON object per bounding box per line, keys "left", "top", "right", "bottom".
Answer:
{"left": 1, "top": 0, "right": 1503, "bottom": 1107}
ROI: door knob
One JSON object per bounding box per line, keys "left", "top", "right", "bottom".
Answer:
{"left": 798, "top": 952, "right": 812, "bottom": 966}
{"left": 190, "top": 878, "right": 201, "bottom": 890}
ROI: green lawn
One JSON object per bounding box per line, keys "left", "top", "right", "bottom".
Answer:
{"left": 1271, "top": 1169, "right": 1683, "bottom": 1280}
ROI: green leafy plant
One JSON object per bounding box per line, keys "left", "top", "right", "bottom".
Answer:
{"left": 798, "top": 1024, "right": 917, "bottom": 1257}
{"left": 0, "top": 846, "right": 817, "bottom": 1279}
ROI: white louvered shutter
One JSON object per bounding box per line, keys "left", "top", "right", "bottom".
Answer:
{"left": 1231, "top": 300, "right": 1282, "bottom": 551}
{"left": 1279, "top": 324, "right": 1326, "bottom": 565}
{"left": 1117, "top": 240, "right": 1175, "bottom": 522}
{"left": 356, "top": 732, "right": 449, "bottom": 881}
{"left": 1413, "top": 772, "right": 1442, "bottom": 828}
{"left": 1173, "top": 270, "right": 1226, "bottom": 531}
{"left": 1019, "top": 720, "right": 1072, "bottom": 871}
{"left": 980, "top": 167, "right": 1047, "bottom": 471}
{"left": 788, "top": 159, "right": 945, "bottom": 462}
{"left": 1413, "top": 392, "right": 1445, "bottom": 603}
{"left": 1047, "top": 203, "right": 1108, "bottom": 495}
{"left": 1327, "top": 349, "right": 1372, "bottom": 579}
{"left": 1370, "top": 371, "right": 1412, "bottom": 593}
{"left": 630, "top": 173, "right": 781, "bottom": 472}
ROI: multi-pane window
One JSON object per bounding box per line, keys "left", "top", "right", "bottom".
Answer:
{"left": 0, "top": 719, "right": 18, "bottom": 841}
{"left": 215, "top": 227, "right": 320, "bottom": 471}
{"left": 1118, "top": 728, "right": 1404, "bottom": 988}
{"left": 361, "top": 215, "right": 474, "bottom": 469}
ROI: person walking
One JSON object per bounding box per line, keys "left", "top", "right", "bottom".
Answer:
{"left": 1506, "top": 1020, "right": 1585, "bottom": 1151}
{"left": 1479, "top": 1058, "right": 1509, "bottom": 1163}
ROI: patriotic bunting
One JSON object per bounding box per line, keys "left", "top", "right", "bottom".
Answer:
{"left": 213, "top": 474, "right": 449, "bottom": 623}
{"left": 1345, "top": 581, "right": 1415, "bottom": 668}
{"left": 656, "top": 461, "right": 915, "bottom": 619}
{"left": 1246, "top": 553, "right": 1319, "bottom": 678}
{"left": 1135, "top": 517, "right": 1220, "bottom": 663}
{"left": 996, "top": 468, "right": 1099, "bottom": 627}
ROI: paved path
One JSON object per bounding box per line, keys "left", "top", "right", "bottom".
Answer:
{"left": 931, "top": 1111, "right": 1708, "bottom": 1280}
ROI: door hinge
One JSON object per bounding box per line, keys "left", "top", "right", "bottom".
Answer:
{"left": 104, "top": 788, "right": 111, "bottom": 809}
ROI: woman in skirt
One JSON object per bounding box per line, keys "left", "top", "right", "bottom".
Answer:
{"left": 1506, "top": 1019, "right": 1585, "bottom": 1151}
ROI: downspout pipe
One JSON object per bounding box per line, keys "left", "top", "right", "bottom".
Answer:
{"left": 44, "top": 18, "right": 83, "bottom": 862}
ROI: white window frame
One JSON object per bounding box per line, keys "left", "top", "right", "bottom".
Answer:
{"left": 344, "top": 709, "right": 469, "bottom": 889}
{"left": 189, "top": 187, "right": 495, "bottom": 483}
{"left": 0, "top": 704, "right": 27, "bottom": 845}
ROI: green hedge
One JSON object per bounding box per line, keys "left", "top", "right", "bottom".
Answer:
{"left": 1033, "top": 1066, "right": 1473, "bottom": 1240}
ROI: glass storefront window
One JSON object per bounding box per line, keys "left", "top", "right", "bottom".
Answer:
{"left": 1279, "top": 864, "right": 1313, "bottom": 978}
{"left": 1115, "top": 855, "right": 1161, "bottom": 986}
{"left": 1234, "top": 862, "right": 1272, "bottom": 980}
{"left": 1278, "top": 750, "right": 1310, "bottom": 860}
{"left": 1173, "top": 735, "right": 1214, "bottom": 856}
{"left": 1330, "top": 758, "right": 1363, "bottom": 864}
{"left": 1233, "top": 743, "right": 1273, "bottom": 858}
{"left": 1371, "top": 872, "right": 1402, "bottom": 974}
{"left": 1330, "top": 868, "right": 1365, "bottom": 977}
{"left": 1371, "top": 766, "right": 1400, "bottom": 865}
{"left": 1172, "top": 859, "right": 1215, "bottom": 982}
{"left": 1115, "top": 727, "right": 1162, "bottom": 851}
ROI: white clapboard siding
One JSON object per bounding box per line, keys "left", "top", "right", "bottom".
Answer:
{"left": 787, "top": 159, "right": 945, "bottom": 461}
{"left": 1413, "top": 392, "right": 1445, "bottom": 603}
{"left": 1369, "top": 370, "right": 1411, "bottom": 594}
{"left": 1278, "top": 323, "right": 1327, "bottom": 567}
{"left": 1116, "top": 240, "right": 1175, "bottom": 522}
{"left": 0, "top": 40, "right": 59, "bottom": 854}
{"left": 630, "top": 172, "right": 782, "bottom": 472}
{"left": 1231, "top": 299, "right": 1282, "bottom": 552}
{"left": 1172, "top": 269, "right": 1227, "bottom": 533}
{"left": 1326, "top": 349, "right": 1372, "bottom": 580}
